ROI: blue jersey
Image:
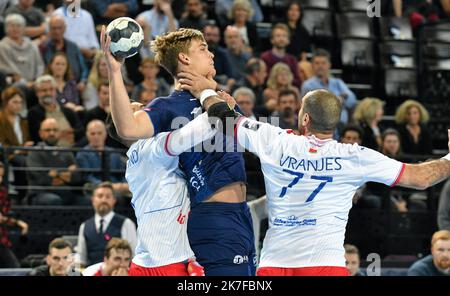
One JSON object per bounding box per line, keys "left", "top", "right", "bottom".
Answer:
{"left": 145, "top": 90, "right": 246, "bottom": 207}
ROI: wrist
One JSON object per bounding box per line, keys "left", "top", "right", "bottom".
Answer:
{"left": 199, "top": 89, "right": 218, "bottom": 106}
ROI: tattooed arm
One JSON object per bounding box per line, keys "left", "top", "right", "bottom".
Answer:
{"left": 398, "top": 130, "right": 450, "bottom": 190}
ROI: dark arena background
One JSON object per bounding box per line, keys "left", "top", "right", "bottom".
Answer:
{"left": 0, "top": 0, "right": 449, "bottom": 282}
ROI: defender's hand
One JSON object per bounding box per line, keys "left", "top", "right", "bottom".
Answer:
{"left": 178, "top": 69, "right": 217, "bottom": 98}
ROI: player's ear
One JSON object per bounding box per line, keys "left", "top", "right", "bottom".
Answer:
{"left": 178, "top": 52, "right": 190, "bottom": 66}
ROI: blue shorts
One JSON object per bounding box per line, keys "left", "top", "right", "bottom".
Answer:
{"left": 187, "top": 202, "right": 256, "bottom": 276}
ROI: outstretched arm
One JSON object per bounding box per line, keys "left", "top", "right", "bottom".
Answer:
{"left": 397, "top": 130, "right": 450, "bottom": 190}
{"left": 100, "top": 26, "right": 154, "bottom": 140}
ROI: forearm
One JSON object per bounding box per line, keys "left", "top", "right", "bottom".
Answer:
{"left": 399, "top": 158, "right": 450, "bottom": 190}
{"left": 393, "top": 0, "right": 402, "bottom": 16}
{"left": 167, "top": 14, "right": 177, "bottom": 32}
{"left": 24, "top": 25, "right": 46, "bottom": 38}
{"left": 109, "top": 69, "right": 152, "bottom": 139}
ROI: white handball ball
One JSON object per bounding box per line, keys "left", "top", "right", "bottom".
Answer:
{"left": 106, "top": 17, "right": 144, "bottom": 59}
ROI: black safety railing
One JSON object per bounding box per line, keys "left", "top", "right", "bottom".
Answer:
{"left": 1, "top": 145, "right": 128, "bottom": 195}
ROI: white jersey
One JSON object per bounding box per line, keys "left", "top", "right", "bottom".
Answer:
{"left": 126, "top": 113, "right": 216, "bottom": 268}
{"left": 235, "top": 118, "right": 405, "bottom": 268}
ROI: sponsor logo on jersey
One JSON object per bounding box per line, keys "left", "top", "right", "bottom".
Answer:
{"left": 242, "top": 119, "right": 261, "bottom": 131}
{"left": 273, "top": 216, "right": 317, "bottom": 227}
{"left": 233, "top": 255, "right": 249, "bottom": 265}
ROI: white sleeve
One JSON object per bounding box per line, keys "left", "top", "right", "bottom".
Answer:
{"left": 76, "top": 223, "right": 87, "bottom": 266}
{"left": 121, "top": 219, "right": 137, "bottom": 256}
{"left": 166, "top": 112, "right": 216, "bottom": 156}
{"left": 235, "top": 117, "right": 285, "bottom": 157}
{"left": 359, "top": 147, "right": 406, "bottom": 186}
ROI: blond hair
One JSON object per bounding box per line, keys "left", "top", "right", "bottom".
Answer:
{"left": 394, "top": 99, "right": 430, "bottom": 125}
{"left": 88, "top": 51, "right": 108, "bottom": 90}
{"left": 353, "top": 97, "right": 385, "bottom": 125}
{"left": 267, "top": 62, "right": 293, "bottom": 90}
{"left": 150, "top": 28, "right": 205, "bottom": 76}
{"left": 431, "top": 230, "right": 450, "bottom": 247}
{"left": 228, "top": 0, "right": 254, "bottom": 20}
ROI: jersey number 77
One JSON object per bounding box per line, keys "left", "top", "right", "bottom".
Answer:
{"left": 279, "top": 169, "right": 333, "bottom": 202}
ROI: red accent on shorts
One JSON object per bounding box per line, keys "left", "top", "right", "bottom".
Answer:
{"left": 128, "top": 262, "right": 189, "bottom": 276}
{"left": 257, "top": 266, "right": 350, "bottom": 276}
{"left": 390, "top": 163, "right": 406, "bottom": 187}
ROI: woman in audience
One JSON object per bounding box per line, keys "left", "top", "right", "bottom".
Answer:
{"left": 395, "top": 99, "right": 433, "bottom": 155}
{"left": 283, "top": 1, "right": 312, "bottom": 60}
{"left": 227, "top": 0, "right": 260, "bottom": 55}
{"left": 0, "top": 87, "right": 33, "bottom": 202}
{"left": 82, "top": 52, "right": 109, "bottom": 110}
{"left": 353, "top": 97, "right": 385, "bottom": 150}
{"left": 131, "top": 57, "right": 171, "bottom": 102}
{"left": 262, "top": 62, "right": 300, "bottom": 115}
{"left": 45, "top": 52, "right": 83, "bottom": 113}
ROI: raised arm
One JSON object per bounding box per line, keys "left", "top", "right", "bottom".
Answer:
{"left": 100, "top": 26, "right": 154, "bottom": 140}
{"left": 397, "top": 130, "right": 450, "bottom": 190}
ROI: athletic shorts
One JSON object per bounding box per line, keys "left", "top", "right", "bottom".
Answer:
{"left": 257, "top": 266, "right": 350, "bottom": 276}
{"left": 129, "top": 262, "right": 189, "bottom": 276}
{"left": 187, "top": 202, "right": 256, "bottom": 276}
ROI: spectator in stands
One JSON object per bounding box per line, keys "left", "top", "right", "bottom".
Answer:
{"left": 138, "top": 89, "right": 157, "bottom": 106}
{"left": 393, "top": 0, "right": 441, "bottom": 30}
{"left": 224, "top": 25, "right": 251, "bottom": 81}
{"left": 0, "top": 87, "right": 33, "bottom": 201}
{"left": 131, "top": 57, "right": 171, "bottom": 102}
{"left": 302, "top": 49, "right": 357, "bottom": 131}
{"left": 40, "top": 15, "right": 89, "bottom": 91}
{"left": 44, "top": 51, "right": 83, "bottom": 113}
{"left": 234, "top": 58, "right": 267, "bottom": 107}
{"left": 344, "top": 244, "right": 365, "bottom": 276}
{"left": 353, "top": 97, "right": 385, "bottom": 150}
{"left": 179, "top": 0, "right": 208, "bottom": 31}
{"left": 203, "top": 23, "right": 235, "bottom": 91}
{"left": 261, "top": 23, "right": 301, "bottom": 88}
{"left": 263, "top": 62, "right": 300, "bottom": 114}
{"left": 380, "top": 128, "right": 403, "bottom": 158}
{"left": 408, "top": 230, "right": 450, "bottom": 276}
{"left": 76, "top": 120, "right": 128, "bottom": 199}
{"left": 340, "top": 125, "right": 363, "bottom": 145}
{"left": 225, "top": 0, "right": 260, "bottom": 55}
{"left": 0, "top": 162, "right": 28, "bottom": 268}
{"left": 53, "top": 0, "right": 99, "bottom": 61}
{"left": 395, "top": 99, "right": 433, "bottom": 156}
{"left": 438, "top": 179, "right": 450, "bottom": 230}
{"left": 5, "top": 0, "right": 46, "bottom": 39}
{"left": 0, "top": 13, "right": 44, "bottom": 88}
{"left": 28, "top": 238, "right": 76, "bottom": 276}
{"left": 90, "top": 0, "right": 138, "bottom": 25}
{"left": 82, "top": 52, "right": 108, "bottom": 110}
{"left": 0, "top": 1, "right": 17, "bottom": 22}
{"left": 283, "top": 1, "right": 311, "bottom": 61}
{"left": 269, "top": 89, "right": 299, "bottom": 131}
{"left": 136, "top": 0, "right": 178, "bottom": 57}
{"left": 28, "top": 75, "right": 84, "bottom": 146}
{"left": 83, "top": 238, "right": 131, "bottom": 276}
{"left": 76, "top": 182, "right": 137, "bottom": 267}
{"left": 233, "top": 87, "right": 258, "bottom": 120}
{"left": 26, "top": 118, "right": 85, "bottom": 205}
{"left": 215, "top": 0, "right": 263, "bottom": 27}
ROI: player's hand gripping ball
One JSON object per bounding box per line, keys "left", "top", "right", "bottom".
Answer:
{"left": 106, "top": 17, "right": 144, "bottom": 59}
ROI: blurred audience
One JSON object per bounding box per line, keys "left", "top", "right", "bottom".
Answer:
{"left": 0, "top": 162, "right": 28, "bottom": 268}
{"left": 179, "top": 0, "right": 208, "bottom": 31}
{"left": 5, "top": 0, "right": 46, "bottom": 39}
{"left": 302, "top": 49, "right": 357, "bottom": 131}
{"left": 344, "top": 244, "right": 365, "bottom": 276}
{"left": 26, "top": 118, "right": 85, "bottom": 205}
{"left": 233, "top": 58, "right": 267, "bottom": 107}
{"left": 53, "top": 0, "right": 99, "bottom": 61}
{"left": 395, "top": 100, "right": 433, "bottom": 156}
{"left": 233, "top": 87, "right": 258, "bottom": 120}
{"left": 90, "top": 0, "right": 138, "bottom": 25}
{"left": 76, "top": 182, "right": 137, "bottom": 267}
{"left": 0, "top": 13, "right": 44, "bottom": 88}
{"left": 353, "top": 98, "right": 385, "bottom": 150}
{"left": 44, "top": 51, "right": 83, "bottom": 112}
{"left": 269, "top": 89, "right": 299, "bottom": 131}
{"left": 76, "top": 120, "right": 128, "bottom": 198}
{"left": 28, "top": 238, "right": 76, "bottom": 276}
{"left": 224, "top": 25, "right": 251, "bottom": 81}
{"left": 83, "top": 238, "right": 131, "bottom": 276}
{"left": 131, "top": 57, "right": 171, "bottom": 102}
{"left": 27, "top": 75, "right": 84, "bottom": 146}
{"left": 40, "top": 15, "right": 88, "bottom": 90}
{"left": 340, "top": 125, "right": 363, "bottom": 145}
{"left": 261, "top": 23, "right": 301, "bottom": 87}
{"left": 215, "top": 0, "right": 263, "bottom": 27}
{"left": 283, "top": 1, "right": 312, "bottom": 61}
{"left": 82, "top": 51, "right": 108, "bottom": 109}
{"left": 407, "top": 230, "right": 450, "bottom": 276}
